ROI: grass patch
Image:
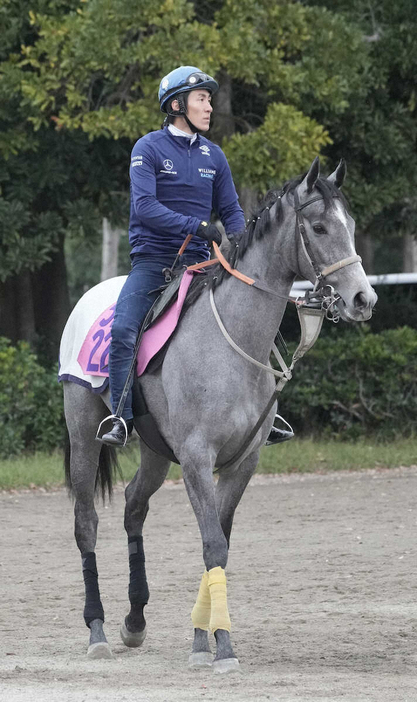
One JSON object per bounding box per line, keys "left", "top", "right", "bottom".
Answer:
{"left": 0, "top": 451, "right": 65, "bottom": 491}
{"left": 256, "top": 436, "right": 417, "bottom": 474}
{"left": 0, "top": 437, "right": 416, "bottom": 491}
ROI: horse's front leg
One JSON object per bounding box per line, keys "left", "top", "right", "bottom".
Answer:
{"left": 181, "top": 445, "right": 242, "bottom": 674}
{"left": 188, "top": 449, "right": 259, "bottom": 673}
{"left": 121, "top": 440, "right": 171, "bottom": 648}
{"left": 215, "top": 450, "right": 259, "bottom": 546}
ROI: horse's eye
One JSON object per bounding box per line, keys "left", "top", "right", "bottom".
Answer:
{"left": 313, "top": 224, "right": 326, "bottom": 235}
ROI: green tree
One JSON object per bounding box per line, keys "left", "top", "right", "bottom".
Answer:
{"left": 305, "top": 0, "right": 417, "bottom": 272}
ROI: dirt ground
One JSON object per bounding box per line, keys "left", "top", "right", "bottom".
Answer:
{"left": 1, "top": 466, "right": 417, "bottom": 701}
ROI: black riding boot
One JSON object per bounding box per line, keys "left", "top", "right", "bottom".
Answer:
{"left": 101, "top": 418, "right": 134, "bottom": 447}
{"left": 265, "top": 415, "right": 294, "bottom": 446}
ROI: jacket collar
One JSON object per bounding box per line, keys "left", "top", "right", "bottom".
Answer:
{"left": 165, "top": 125, "right": 200, "bottom": 147}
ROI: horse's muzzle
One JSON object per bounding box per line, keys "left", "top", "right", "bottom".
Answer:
{"left": 337, "top": 287, "right": 378, "bottom": 322}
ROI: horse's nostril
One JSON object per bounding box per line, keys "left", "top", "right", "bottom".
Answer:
{"left": 354, "top": 291, "right": 367, "bottom": 309}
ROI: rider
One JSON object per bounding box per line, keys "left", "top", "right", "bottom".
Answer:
{"left": 101, "top": 65, "right": 293, "bottom": 446}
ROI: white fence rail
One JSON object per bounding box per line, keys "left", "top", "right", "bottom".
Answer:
{"left": 290, "top": 272, "right": 417, "bottom": 296}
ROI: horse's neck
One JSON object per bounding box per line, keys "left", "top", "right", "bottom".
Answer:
{"left": 212, "top": 238, "right": 294, "bottom": 362}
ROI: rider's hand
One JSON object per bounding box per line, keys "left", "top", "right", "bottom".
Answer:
{"left": 196, "top": 221, "right": 222, "bottom": 246}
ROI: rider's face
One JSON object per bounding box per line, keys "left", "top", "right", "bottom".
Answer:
{"left": 172, "top": 90, "right": 213, "bottom": 133}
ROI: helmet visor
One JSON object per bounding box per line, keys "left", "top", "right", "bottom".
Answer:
{"left": 185, "top": 72, "right": 214, "bottom": 88}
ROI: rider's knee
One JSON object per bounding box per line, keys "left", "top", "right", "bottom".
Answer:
{"left": 111, "top": 317, "right": 139, "bottom": 346}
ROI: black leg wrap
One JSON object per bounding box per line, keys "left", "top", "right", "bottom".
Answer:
{"left": 128, "top": 536, "right": 149, "bottom": 606}
{"left": 82, "top": 552, "right": 104, "bottom": 627}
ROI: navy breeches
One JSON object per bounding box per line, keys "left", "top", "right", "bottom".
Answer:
{"left": 108, "top": 252, "right": 205, "bottom": 420}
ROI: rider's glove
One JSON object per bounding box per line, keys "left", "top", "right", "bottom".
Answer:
{"left": 196, "top": 221, "right": 222, "bottom": 246}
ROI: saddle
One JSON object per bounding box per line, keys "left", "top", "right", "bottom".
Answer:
{"left": 144, "top": 268, "right": 185, "bottom": 330}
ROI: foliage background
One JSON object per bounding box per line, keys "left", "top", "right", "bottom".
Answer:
{"left": 0, "top": 337, "right": 64, "bottom": 457}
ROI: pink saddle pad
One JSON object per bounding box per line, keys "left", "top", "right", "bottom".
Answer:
{"left": 77, "top": 271, "right": 194, "bottom": 378}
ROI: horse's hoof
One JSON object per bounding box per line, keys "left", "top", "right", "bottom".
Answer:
{"left": 213, "top": 657, "right": 240, "bottom": 675}
{"left": 188, "top": 651, "right": 213, "bottom": 668}
{"left": 120, "top": 622, "right": 147, "bottom": 648}
{"left": 87, "top": 642, "right": 114, "bottom": 659}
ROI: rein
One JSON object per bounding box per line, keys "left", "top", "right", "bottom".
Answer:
{"left": 209, "top": 288, "right": 293, "bottom": 387}
{"left": 187, "top": 241, "right": 291, "bottom": 302}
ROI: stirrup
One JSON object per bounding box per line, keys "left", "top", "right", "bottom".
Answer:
{"left": 96, "top": 414, "right": 130, "bottom": 447}
{"left": 266, "top": 414, "right": 294, "bottom": 446}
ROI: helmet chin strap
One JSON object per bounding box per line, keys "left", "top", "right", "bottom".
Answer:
{"left": 166, "top": 93, "right": 199, "bottom": 133}
{"left": 184, "top": 115, "right": 199, "bottom": 133}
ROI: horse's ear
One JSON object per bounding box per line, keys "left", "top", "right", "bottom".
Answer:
{"left": 299, "top": 156, "right": 320, "bottom": 195}
{"left": 327, "top": 159, "right": 347, "bottom": 189}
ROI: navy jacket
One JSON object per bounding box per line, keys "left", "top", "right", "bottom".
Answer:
{"left": 129, "top": 127, "right": 245, "bottom": 258}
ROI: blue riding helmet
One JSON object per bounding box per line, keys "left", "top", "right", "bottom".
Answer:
{"left": 159, "top": 66, "right": 219, "bottom": 113}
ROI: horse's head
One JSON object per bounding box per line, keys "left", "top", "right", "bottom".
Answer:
{"left": 288, "top": 158, "right": 377, "bottom": 322}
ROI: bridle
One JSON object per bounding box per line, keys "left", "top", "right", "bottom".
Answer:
{"left": 292, "top": 188, "right": 362, "bottom": 322}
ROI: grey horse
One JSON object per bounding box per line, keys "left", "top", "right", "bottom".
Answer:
{"left": 62, "top": 158, "right": 377, "bottom": 672}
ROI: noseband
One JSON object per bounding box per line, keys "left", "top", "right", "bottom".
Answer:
{"left": 292, "top": 189, "right": 362, "bottom": 322}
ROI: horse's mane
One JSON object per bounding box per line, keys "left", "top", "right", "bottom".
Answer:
{"left": 184, "top": 172, "right": 348, "bottom": 308}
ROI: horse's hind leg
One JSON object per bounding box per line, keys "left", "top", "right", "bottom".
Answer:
{"left": 121, "top": 440, "right": 171, "bottom": 648}
{"left": 189, "top": 449, "right": 259, "bottom": 673}
{"left": 64, "top": 382, "right": 113, "bottom": 659}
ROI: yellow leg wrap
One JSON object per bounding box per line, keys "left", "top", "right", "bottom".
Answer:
{"left": 191, "top": 570, "right": 211, "bottom": 631}
{"left": 208, "top": 566, "right": 231, "bottom": 633}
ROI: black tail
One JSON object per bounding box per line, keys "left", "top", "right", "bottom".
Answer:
{"left": 64, "top": 429, "right": 121, "bottom": 502}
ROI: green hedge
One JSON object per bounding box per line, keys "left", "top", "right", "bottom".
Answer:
{"left": 281, "top": 326, "right": 417, "bottom": 440}
{"left": 0, "top": 327, "right": 416, "bottom": 458}
{"left": 0, "top": 337, "right": 65, "bottom": 458}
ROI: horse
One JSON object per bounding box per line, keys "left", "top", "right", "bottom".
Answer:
{"left": 61, "top": 157, "right": 377, "bottom": 672}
